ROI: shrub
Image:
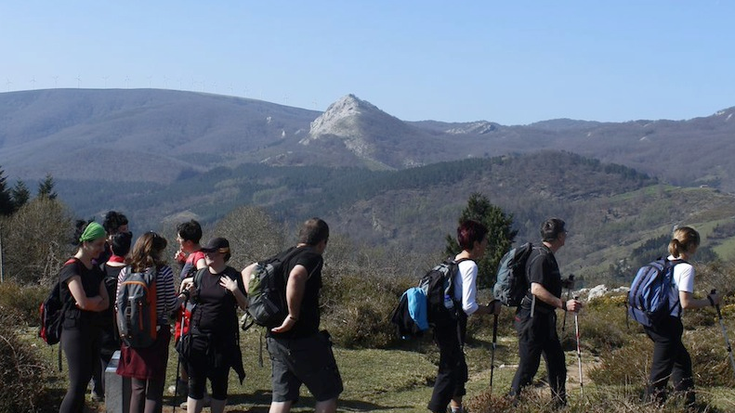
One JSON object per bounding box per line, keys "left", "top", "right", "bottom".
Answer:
{"left": 589, "top": 337, "right": 652, "bottom": 386}
{"left": 0, "top": 198, "right": 74, "bottom": 285}
{"left": 590, "top": 326, "right": 735, "bottom": 389}
{"left": 320, "top": 236, "right": 433, "bottom": 349}
{"left": 570, "top": 294, "right": 630, "bottom": 352}
{"left": 321, "top": 271, "right": 408, "bottom": 349}
{"left": 0, "top": 306, "right": 50, "bottom": 412}
{"left": 465, "top": 384, "right": 725, "bottom": 412}
{"left": 0, "top": 281, "right": 48, "bottom": 325}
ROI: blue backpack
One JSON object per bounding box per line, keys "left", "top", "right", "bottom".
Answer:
{"left": 627, "top": 258, "right": 683, "bottom": 327}
{"left": 390, "top": 258, "right": 468, "bottom": 339}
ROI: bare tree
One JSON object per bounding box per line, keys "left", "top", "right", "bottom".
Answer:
{"left": 213, "top": 205, "right": 286, "bottom": 270}
{"left": 2, "top": 197, "right": 74, "bottom": 285}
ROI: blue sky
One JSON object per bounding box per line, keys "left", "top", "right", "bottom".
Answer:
{"left": 1, "top": 1, "right": 733, "bottom": 125}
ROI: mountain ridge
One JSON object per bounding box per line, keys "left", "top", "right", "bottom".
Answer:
{"left": 2, "top": 89, "right": 735, "bottom": 191}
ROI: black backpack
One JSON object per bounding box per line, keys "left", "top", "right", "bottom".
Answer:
{"left": 247, "top": 248, "right": 301, "bottom": 328}
{"left": 493, "top": 243, "right": 534, "bottom": 306}
{"left": 419, "top": 258, "right": 469, "bottom": 326}
{"left": 38, "top": 258, "right": 79, "bottom": 346}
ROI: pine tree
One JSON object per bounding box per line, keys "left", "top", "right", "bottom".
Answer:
{"left": 0, "top": 166, "right": 14, "bottom": 216}
{"left": 10, "top": 180, "right": 31, "bottom": 212}
{"left": 37, "top": 174, "right": 57, "bottom": 200}
{"left": 445, "top": 192, "right": 517, "bottom": 289}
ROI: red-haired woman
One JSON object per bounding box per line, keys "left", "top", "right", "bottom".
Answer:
{"left": 428, "top": 220, "right": 501, "bottom": 413}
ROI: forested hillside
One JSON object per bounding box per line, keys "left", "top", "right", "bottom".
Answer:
{"left": 54, "top": 151, "right": 735, "bottom": 287}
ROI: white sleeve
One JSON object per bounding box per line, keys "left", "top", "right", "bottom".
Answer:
{"left": 457, "top": 260, "right": 479, "bottom": 315}
{"left": 674, "top": 262, "right": 695, "bottom": 294}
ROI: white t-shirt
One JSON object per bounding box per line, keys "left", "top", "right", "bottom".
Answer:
{"left": 453, "top": 260, "right": 480, "bottom": 316}
{"left": 668, "top": 255, "right": 695, "bottom": 317}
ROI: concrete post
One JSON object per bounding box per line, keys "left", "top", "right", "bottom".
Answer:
{"left": 104, "top": 350, "right": 131, "bottom": 413}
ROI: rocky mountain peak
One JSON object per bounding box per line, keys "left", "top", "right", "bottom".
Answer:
{"left": 306, "top": 94, "right": 386, "bottom": 139}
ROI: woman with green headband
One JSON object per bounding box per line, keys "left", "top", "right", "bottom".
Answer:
{"left": 59, "top": 221, "right": 110, "bottom": 413}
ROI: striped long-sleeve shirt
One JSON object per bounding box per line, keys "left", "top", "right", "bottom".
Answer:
{"left": 116, "top": 265, "right": 178, "bottom": 325}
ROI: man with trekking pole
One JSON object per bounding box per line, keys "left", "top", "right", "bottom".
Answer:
{"left": 509, "top": 218, "right": 583, "bottom": 408}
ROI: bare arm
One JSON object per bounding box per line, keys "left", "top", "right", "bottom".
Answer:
{"left": 241, "top": 263, "right": 257, "bottom": 294}
{"left": 67, "top": 276, "right": 105, "bottom": 311}
{"left": 531, "top": 282, "right": 582, "bottom": 312}
{"left": 680, "top": 291, "right": 720, "bottom": 309}
{"left": 271, "top": 264, "right": 308, "bottom": 333}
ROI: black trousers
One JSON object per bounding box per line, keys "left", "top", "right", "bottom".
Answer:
{"left": 510, "top": 307, "right": 567, "bottom": 405}
{"left": 428, "top": 316, "right": 468, "bottom": 413}
{"left": 644, "top": 316, "right": 695, "bottom": 405}
{"left": 59, "top": 323, "right": 101, "bottom": 413}
{"left": 187, "top": 335, "right": 231, "bottom": 400}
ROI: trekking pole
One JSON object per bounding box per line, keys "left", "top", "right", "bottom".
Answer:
{"left": 489, "top": 312, "right": 498, "bottom": 395}
{"left": 711, "top": 289, "right": 735, "bottom": 379}
{"left": 172, "top": 298, "right": 188, "bottom": 413}
{"left": 573, "top": 296, "right": 584, "bottom": 398}
{"left": 561, "top": 274, "right": 574, "bottom": 335}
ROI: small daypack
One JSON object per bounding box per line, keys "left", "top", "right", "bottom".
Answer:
{"left": 493, "top": 242, "right": 534, "bottom": 306}
{"left": 390, "top": 258, "right": 467, "bottom": 339}
{"left": 38, "top": 258, "right": 79, "bottom": 345}
{"left": 390, "top": 287, "right": 430, "bottom": 339}
{"left": 627, "top": 258, "right": 683, "bottom": 327}
{"left": 116, "top": 266, "right": 158, "bottom": 348}
{"left": 247, "top": 248, "right": 300, "bottom": 328}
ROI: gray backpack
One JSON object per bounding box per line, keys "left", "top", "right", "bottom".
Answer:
{"left": 116, "top": 266, "right": 158, "bottom": 348}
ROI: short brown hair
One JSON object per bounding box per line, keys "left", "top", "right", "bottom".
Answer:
{"left": 298, "top": 218, "right": 329, "bottom": 246}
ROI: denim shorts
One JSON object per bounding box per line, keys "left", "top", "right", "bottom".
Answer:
{"left": 266, "top": 330, "right": 343, "bottom": 403}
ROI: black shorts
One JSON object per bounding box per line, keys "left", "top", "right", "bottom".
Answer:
{"left": 266, "top": 331, "right": 343, "bottom": 403}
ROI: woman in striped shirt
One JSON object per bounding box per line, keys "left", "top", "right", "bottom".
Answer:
{"left": 116, "top": 232, "right": 191, "bottom": 413}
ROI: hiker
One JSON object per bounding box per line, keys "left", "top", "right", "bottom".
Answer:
{"left": 115, "top": 232, "right": 191, "bottom": 413}
{"left": 428, "top": 220, "right": 502, "bottom": 413}
{"left": 91, "top": 231, "right": 132, "bottom": 401}
{"left": 174, "top": 219, "right": 206, "bottom": 276}
{"left": 178, "top": 237, "right": 247, "bottom": 413}
{"left": 242, "top": 218, "right": 343, "bottom": 413}
{"left": 509, "top": 218, "right": 582, "bottom": 407}
{"left": 644, "top": 226, "right": 719, "bottom": 406}
{"left": 172, "top": 219, "right": 207, "bottom": 401}
{"left": 59, "top": 221, "right": 110, "bottom": 413}
{"left": 99, "top": 210, "right": 130, "bottom": 263}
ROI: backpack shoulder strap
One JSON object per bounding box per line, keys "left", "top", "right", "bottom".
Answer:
{"left": 665, "top": 258, "right": 687, "bottom": 312}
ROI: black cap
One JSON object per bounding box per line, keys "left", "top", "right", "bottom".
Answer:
{"left": 200, "top": 237, "right": 230, "bottom": 254}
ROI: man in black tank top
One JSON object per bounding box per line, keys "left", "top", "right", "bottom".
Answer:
{"left": 243, "top": 218, "right": 343, "bottom": 413}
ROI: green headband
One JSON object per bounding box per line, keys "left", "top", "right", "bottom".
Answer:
{"left": 79, "top": 222, "right": 106, "bottom": 243}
